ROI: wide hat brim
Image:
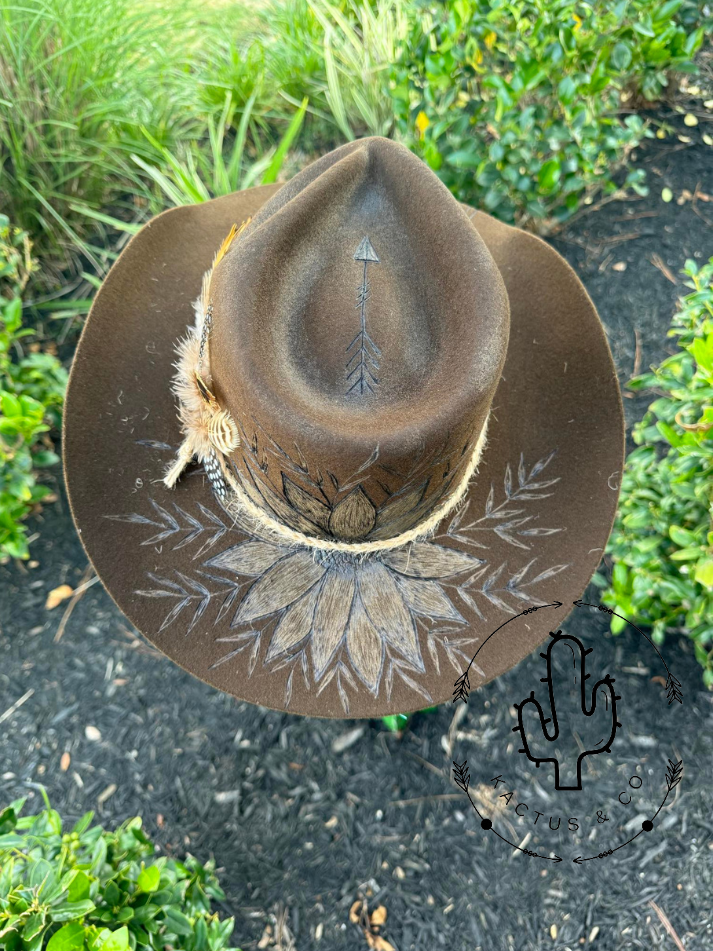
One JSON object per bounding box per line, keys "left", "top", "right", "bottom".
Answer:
{"left": 63, "top": 181, "right": 624, "bottom": 718}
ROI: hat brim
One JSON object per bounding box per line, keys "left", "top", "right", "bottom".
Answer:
{"left": 63, "top": 183, "right": 624, "bottom": 718}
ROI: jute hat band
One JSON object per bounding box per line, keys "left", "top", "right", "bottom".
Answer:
{"left": 162, "top": 220, "right": 491, "bottom": 556}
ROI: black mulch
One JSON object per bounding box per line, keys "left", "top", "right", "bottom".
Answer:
{"left": 2, "top": 113, "right": 713, "bottom": 951}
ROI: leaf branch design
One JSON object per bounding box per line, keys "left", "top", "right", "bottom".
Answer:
{"left": 454, "top": 559, "right": 568, "bottom": 619}
{"left": 137, "top": 571, "right": 214, "bottom": 633}
{"left": 443, "top": 450, "right": 562, "bottom": 550}
{"left": 107, "top": 499, "right": 229, "bottom": 558}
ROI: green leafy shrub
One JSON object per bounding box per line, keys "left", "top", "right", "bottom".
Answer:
{"left": 603, "top": 257, "right": 713, "bottom": 684}
{"left": 0, "top": 792, "right": 240, "bottom": 951}
{"left": 0, "top": 217, "right": 67, "bottom": 561}
{"left": 390, "top": 0, "right": 707, "bottom": 227}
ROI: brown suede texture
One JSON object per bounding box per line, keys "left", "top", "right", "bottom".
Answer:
{"left": 62, "top": 137, "right": 625, "bottom": 718}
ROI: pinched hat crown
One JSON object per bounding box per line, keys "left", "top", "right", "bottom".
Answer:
{"left": 165, "top": 138, "right": 510, "bottom": 548}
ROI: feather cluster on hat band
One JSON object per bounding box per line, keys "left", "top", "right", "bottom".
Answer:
{"left": 163, "top": 222, "right": 490, "bottom": 555}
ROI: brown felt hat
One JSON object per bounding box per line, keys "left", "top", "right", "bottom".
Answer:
{"left": 63, "top": 137, "right": 624, "bottom": 718}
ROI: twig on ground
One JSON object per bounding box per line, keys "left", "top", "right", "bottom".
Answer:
{"left": 649, "top": 900, "right": 686, "bottom": 951}
{"left": 650, "top": 253, "right": 678, "bottom": 284}
{"left": 633, "top": 328, "right": 642, "bottom": 377}
{"left": 0, "top": 688, "right": 34, "bottom": 726}
{"left": 54, "top": 565, "right": 98, "bottom": 642}
{"left": 389, "top": 793, "right": 463, "bottom": 808}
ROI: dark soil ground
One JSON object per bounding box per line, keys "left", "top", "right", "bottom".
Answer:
{"left": 2, "top": 113, "right": 713, "bottom": 951}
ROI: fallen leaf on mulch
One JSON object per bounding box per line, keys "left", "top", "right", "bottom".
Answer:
{"left": 350, "top": 899, "right": 394, "bottom": 951}
{"left": 45, "top": 585, "right": 74, "bottom": 610}
{"left": 365, "top": 935, "right": 394, "bottom": 951}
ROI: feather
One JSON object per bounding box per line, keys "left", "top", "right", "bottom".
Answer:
{"left": 162, "top": 217, "right": 252, "bottom": 490}
{"left": 162, "top": 295, "right": 214, "bottom": 488}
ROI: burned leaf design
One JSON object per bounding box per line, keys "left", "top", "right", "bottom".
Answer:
{"left": 396, "top": 576, "right": 464, "bottom": 621}
{"left": 266, "top": 583, "right": 322, "bottom": 661}
{"left": 205, "top": 540, "right": 284, "bottom": 576}
{"left": 311, "top": 570, "right": 356, "bottom": 679}
{"left": 359, "top": 561, "right": 424, "bottom": 671}
{"left": 370, "top": 482, "right": 428, "bottom": 539}
{"left": 383, "top": 543, "right": 484, "bottom": 579}
{"left": 125, "top": 449, "right": 566, "bottom": 711}
{"left": 328, "top": 486, "right": 377, "bottom": 540}
{"left": 443, "top": 450, "right": 562, "bottom": 550}
{"left": 282, "top": 476, "right": 331, "bottom": 531}
{"left": 345, "top": 600, "right": 383, "bottom": 694}
{"left": 241, "top": 466, "right": 322, "bottom": 537}
{"left": 234, "top": 552, "right": 326, "bottom": 624}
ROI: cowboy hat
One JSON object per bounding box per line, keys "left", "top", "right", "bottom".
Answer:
{"left": 63, "top": 137, "right": 624, "bottom": 718}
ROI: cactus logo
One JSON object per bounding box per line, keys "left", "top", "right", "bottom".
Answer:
{"left": 512, "top": 630, "right": 622, "bottom": 791}
{"left": 451, "top": 599, "right": 685, "bottom": 865}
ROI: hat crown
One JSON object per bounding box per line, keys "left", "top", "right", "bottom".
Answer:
{"left": 208, "top": 137, "right": 509, "bottom": 542}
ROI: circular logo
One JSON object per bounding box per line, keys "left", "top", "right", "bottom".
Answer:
{"left": 452, "top": 599, "right": 683, "bottom": 865}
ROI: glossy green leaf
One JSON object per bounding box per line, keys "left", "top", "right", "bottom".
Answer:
{"left": 136, "top": 867, "right": 160, "bottom": 894}
{"left": 46, "top": 922, "right": 86, "bottom": 951}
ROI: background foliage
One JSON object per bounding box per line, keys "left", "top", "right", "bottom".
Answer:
{"left": 0, "top": 217, "right": 66, "bottom": 561}
{"left": 391, "top": 0, "right": 705, "bottom": 226}
{"left": 2, "top": 0, "right": 709, "bottom": 280}
{"left": 0, "top": 793, "right": 239, "bottom": 951}
{"left": 603, "top": 258, "right": 713, "bottom": 683}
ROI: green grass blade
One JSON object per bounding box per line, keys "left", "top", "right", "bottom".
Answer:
{"left": 261, "top": 96, "right": 309, "bottom": 185}
{"left": 228, "top": 89, "right": 257, "bottom": 190}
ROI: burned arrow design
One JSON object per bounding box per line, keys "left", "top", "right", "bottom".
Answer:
{"left": 346, "top": 236, "right": 381, "bottom": 395}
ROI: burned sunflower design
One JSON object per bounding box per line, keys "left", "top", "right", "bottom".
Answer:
{"left": 112, "top": 446, "right": 568, "bottom": 711}
{"left": 204, "top": 539, "right": 482, "bottom": 695}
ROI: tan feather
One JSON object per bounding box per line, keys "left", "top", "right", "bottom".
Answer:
{"left": 163, "top": 217, "right": 251, "bottom": 490}
{"left": 203, "top": 217, "right": 252, "bottom": 306}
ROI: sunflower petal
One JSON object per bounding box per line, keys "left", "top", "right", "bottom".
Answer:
{"left": 383, "top": 543, "right": 484, "bottom": 579}
{"left": 359, "top": 561, "right": 423, "bottom": 671}
{"left": 283, "top": 476, "right": 331, "bottom": 531}
{"left": 345, "top": 598, "right": 383, "bottom": 694}
{"left": 371, "top": 483, "right": 428, "bottom": 538}
{"left": 328, "top": 487, "right": 377, "bottom": 540}
{"left": 311, "top": 569, "right": 355, "bottom": 679}
{"left": 396, "top": 576, "right": 464, "bottom": 621}
{"left": 205, "top": 540, "right": 285, "bottom": 576}
{"left": 266, "top": 582, "right": 322, "bottom": 661}
{"left": 235, "top": 551, "right": 325, "bottom": 624}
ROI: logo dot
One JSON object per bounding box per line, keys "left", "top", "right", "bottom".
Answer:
{"left": 642, "top": 819, "right": 654, "bottom": 832}
{"left": 481, "top": 818, "right": 492, "bottom": 830}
